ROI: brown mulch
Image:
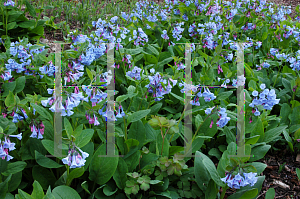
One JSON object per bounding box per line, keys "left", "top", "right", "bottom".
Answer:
{"left": 222, "top": 146, "right": 300, "bottom": 199}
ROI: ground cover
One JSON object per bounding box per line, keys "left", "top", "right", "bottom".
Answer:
{"left": 1, "top": 0, "right": 300, "bottom": 198}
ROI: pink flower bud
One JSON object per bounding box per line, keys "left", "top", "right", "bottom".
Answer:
{"left": 209, "top": 120, "right": 213, "bottom": 128}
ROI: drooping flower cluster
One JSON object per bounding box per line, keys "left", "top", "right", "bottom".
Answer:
{"left": 62, "top": 145, "right": 89, "bottom": 168}
{"left": 0, "top": 134, "right": 22, "bottom": 161}
{"left": 189, "top": 87, "right": 216, "bottom": 106}
{"left": 63, "top": 61, "right": 85, "bottom": 85}
{"left": 216, "top": 107, "right": 231, "bottom": 128}
{"left": 249, "top": 84, "right": 280, "bottom": 116}
{"left": 42, "top": 87, "right": 88, "bottom": 117}
{"left": 129, "top": 28, "right": 149, "bottom": 46}
{"left": 145, "top": 72, "right": 177, "bottom": 102}
{"left": 39, "top": 60, "right": 56, "bottom": 78}
{"left": 11, "top": 108, "right": 28, "bottom": 123}
{"left": 1, "top": 40, "right": 47, "bottom": 81}
{"left": 4, "top": 0, "right": 15, "bottom": 6}
{"left": 97, "top": 104, "right": 126, "bottom": 122}
{"left": 30, "top": 122, "right": 45, "bottom": 139}
{"left": 126, "top": 66, "right": 143, "bottom": 80}
{"left": 221, "top": 172, "right": 258, "bottom": 189}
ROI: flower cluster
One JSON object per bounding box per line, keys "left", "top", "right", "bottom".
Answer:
{"left": 39, "top": 61, "right": 56, "bottom": 78}
{"left": 42, "top": 87, "right": 89, "bottom": 117}
{"left": 4, "top": 0, "right": 15, "bottom": 6}
{"left": 0, "top": 134, "right": 22, "bottom": 161}
{"left": 221, "top": 172, "right": 258, "bottom": 189}
{"left": 30, "top": 122, "right": 45, "bottom": 139}
{"left": 12, "top": 108, "right": 28, "bottom": 123}
{"left": 63, "top": 61, "right": 85, "bottom": 85}
{"left": 161, "top": 30, "right": 169, "bottom": 40}
{"left": 62, "top": 145, "right": 89, "bottom": 168}
{"left": 122, "top": 54, "right": 133, "bottom": 69}
{"left": 145, "top": 72, "right": 177, "bottom": 102}
{"left": 172, "top": 22, "right": 185, "bottom": 41}
{"left": 126, "top": 66, "right": 143, "bottom": 80}
{"left": 129, "top": 28, "right": 149, "bottom": 46}
{"left": 1, "top": 40, "right": 47, "bottom": 81}
{"left": 250, "top": 84, "right": 280, "bottom": 116}
{"left": 189, "top": 87, "right": 216, "bottom": 106}
{"left": 216, "top": 107, "right": 231, "bottom": 128}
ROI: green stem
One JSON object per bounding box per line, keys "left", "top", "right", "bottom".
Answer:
{"left": 185, "top": 106, "right": 218, "bottom": 153}
{"left": 5, "top": 9, "right": 8, "bottom": 36}
{"left": 144, "top": 95, "right": 153, "bottom": 120}
{"left": 92, "top": 181, "right": 96, "bottom": 193}
{"left": 273, "top": 63, "right": 282, "bottom": 87}
{"left": 220, "top": 185, "right": 228, "bottom": 199}
{"left": 161, "top": 127, "right": 170, "bottom": 156}
{"left": 66, "top": 165, "right": 69, "bottom": 176}
{"left": 175, "top": 106, "right": 186, "bottom": 128}
{"left": 123, "top": 116, "right": 127, "bottom": 141}
{"left": 126, "top": 98, "right": 133, "bottom": 112}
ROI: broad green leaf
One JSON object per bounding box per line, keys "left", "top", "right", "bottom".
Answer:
{"left": 5, "top": 91, "right": 15, "bottom": 108}
{"left": 66, "top": 167, "right": 85, "bottom": 186}
{"left": 1, "top": 162, "right": 26, "bottom": 176}
{"left": 18, "top": 20, "right": 35, "bottom": 28}
{"left": 224, "top": 126, "right": 235, "bottom": 144}
{"left": 169, "top": 146, "right": 184, "bottom": 156}
{"left": 0, "top": 174, "right": 11, "bottom": 199}
{"left": 2, "top": 81, "right": 16, "bottom": 97}
{"left": 32, "top": 165, "right": 56, "bottom": 190}
{"left": 17, "top": 189, "right": 33, "bottom": 199}
{"left": 64, "top": 118, "right": 73, "bottom": 140}
{"left": 41, "top": 140, "right": 68, "bottom": 160}
{"left": 113, "top": 157, "right": 128, "bottom": 189}
{"left": 217, "top": 91, "right": 233, "bottom": 101}
{"left": 52, "top": 186, "right": 81, "bottom": 199}
{"left": 81, "top": 181, "right": 91, "bottom": 194}
{"left": 147, "top": 45, "right": 159, "bottom": 56}
{"left": 116, "top": 95, "right": 128, "bottom": 103}
{"left": 249, "top": 144, "right": 271, "bottom": 162}
{"left": 296, "top": 168, "right": 300, "bottom": 181}
{"left": 74, "top": 129, "right": 94, "bottom": 148}
{"left": 103, "top": 186, "right": 118, "bottom": 196}
{"left": 31, "top": 181, "right": 45, "bottom": 199}
{"left": 170, "top": 92, "right": 184, "bottom": 102}
{"left": 195, "top": 151, "right": 211, "bottom": 192}
{"left": 7, "top": 22, "right": 17, "bottom": 30}
{"left": 227, "top": 188, "right": 258, "bottom": 199}
{"left": 73, "top": 124, "right": 83, "bottom": 138}
{"left": 202, "top": 157, "right": 225, "bottom": 187}
{"left": 35, "top": 151, "right": 64, "bottom": 168}
{"left": 245, "top": 135, "right": 260, "bottom": 145}
{"left": 86, "top": 68, "right": 93, "bottom": 81}
{"left": 31, "top": 103, "right": 52, "bottom": 121}
{"left": 25, "top": 0, "right": 37, "bottom": 17}
{"left": 14, "top": 76, "right": 26, "bottom": 93}
{"left": 205, "top": 179, "right": 218, "bottom": 199}
{"left": 89, "top": 144, "right": 119, "bottom": 185}
{"left": 262, "top": 32, "right": 268, "bottom": 40}
{"left": 265, "top": 188, "right": 275, "bottom": 199}
{"left": 128, "top": 120, "right": 146, "bottom": 149}
{"left": 127, "top": 109, "right": 151, "bottom": 123}
{"left": 263, "top": 125, "right": 288, "bottom": 143}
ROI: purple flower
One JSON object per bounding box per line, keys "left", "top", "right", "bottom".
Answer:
{"left": 62, "top": 147, "right": 89, "bottom": 168}
{"left": 4, "top": 0, "right": 15, "bottom": 6}
{"left": 9, "top": 133, "right": 22, "bottom": 140}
